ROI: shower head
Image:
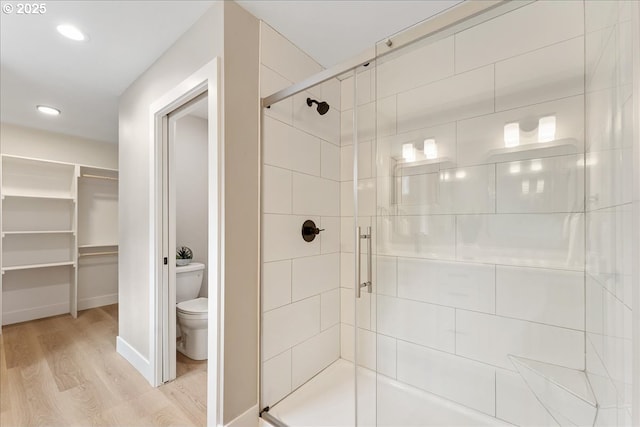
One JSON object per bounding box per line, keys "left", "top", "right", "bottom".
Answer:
{"left": 306, "top": 98, "right": 330, "bottom": 115}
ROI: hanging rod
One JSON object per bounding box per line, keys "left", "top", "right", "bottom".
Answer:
{"left": 79, "top": 251, "right": 118, "bottom": 257}
{"left": 81, "top": 174, "right": 118, "bottom": 181}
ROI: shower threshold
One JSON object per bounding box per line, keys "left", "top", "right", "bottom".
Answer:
{"left": 262, "top": 359, "right": 513, "bottom": 427}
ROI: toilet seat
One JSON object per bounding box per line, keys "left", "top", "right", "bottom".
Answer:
{"left": 177, "top": 297, "right": 207, "bottom": 315}
{"left": 177, "top": 311, "right": 207, "bottom": 321}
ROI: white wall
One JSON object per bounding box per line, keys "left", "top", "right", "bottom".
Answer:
{"left": 585, "top": 1, "right": 636, "bottom": 425}
{"left": 175, "top": 114, "right": 208, "bottom": 297}
{"left": 259, "top": 22, "right": 342, "bottom": 407}
{"left": 0, "top": 123, "right": 118, "bottom": 169}
{"left": 118, "top": 1, "right": 223, "bottom": 366}
{"left": 220, "top": 3, "right": 260, "bottom": 422}
{"left": 118, "top": 2, "right": 260, "bottom": 423}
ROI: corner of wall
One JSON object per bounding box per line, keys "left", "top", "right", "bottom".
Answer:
{"left": 116, "top": 336, "right": 155, "bottom": 385}
{"left": 224, "top": 404, "right": 259, "bottom": 427}
{"left": 221, "top": 1, "right": 261, "bottom": 424}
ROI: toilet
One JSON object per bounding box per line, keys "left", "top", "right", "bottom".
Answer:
{"left": 176, "top": 262, "right": 208, "bottom": 360}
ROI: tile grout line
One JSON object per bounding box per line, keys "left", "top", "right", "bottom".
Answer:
{"left": 493, "top": 63, "right": 496, "bottom": 113}
{"left": 494, "top": 265, "right": 498, "bottom": 315}
{"left": 494, "top": 371, "right": 497, "bottom": 418}
{"left": 454, "top": 308, "right": 457, "bottom": 355}
{"left": 374, "top": 292, "right": 587, "bottom": 333}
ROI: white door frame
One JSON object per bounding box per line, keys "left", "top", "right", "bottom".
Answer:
{"left": 165, "top": 91, "right": 209, "bottom": 382}
{"left": 149, "top": 57, "right": 223, "bottom": 427}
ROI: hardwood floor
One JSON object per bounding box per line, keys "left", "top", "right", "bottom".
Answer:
{"left": 0, "top": 305, "right": 207, "bottom": 427}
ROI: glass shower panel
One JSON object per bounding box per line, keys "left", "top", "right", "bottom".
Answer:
{"left": 374, "top": 2, "right": 588, "bottom": 426}
{"left": 348, "top": 65, "right": 378, "bottom": 427}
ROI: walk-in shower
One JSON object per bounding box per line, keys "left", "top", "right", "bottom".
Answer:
{"left": 260, "top": 1, "right": 639, "bottom": 426}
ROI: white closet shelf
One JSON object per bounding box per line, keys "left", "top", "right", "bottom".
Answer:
{"left": 3, "top": 230, "right": 74, "bottom": 237}
{"left": 78, "top": 243, "right": 118, "bottom": 249}
{"left": 80, "top": 173, "right": 119, "bottom": 181}
{"left": 2, "top": 194, "right": 75, "bottom": 201}
{"left": 2, "top": 261, "right": 75, "bottom": 273}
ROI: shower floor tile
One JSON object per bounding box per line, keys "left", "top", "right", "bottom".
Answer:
{"left": 266, "top": 359, "right": 513, "bottom": 426}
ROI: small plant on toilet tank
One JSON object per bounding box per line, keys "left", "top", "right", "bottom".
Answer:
{"left": 176, "top": 246, "right": 193, "bottom": 266}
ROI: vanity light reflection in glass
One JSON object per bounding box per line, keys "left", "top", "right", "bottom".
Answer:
{"left": 504, "top": 122, "right": 520, "bottom": 147}
{"left": 423, "top": 138, "right": 437, "bottom": 160}
{"left": 530, "top": 159, "right": 542, "bottom": 172}
{"left": 538, "top": 115, "right": 556, "bottom": 142}
{"left": 402, "top": 143, "right": 416, "bottom": 162}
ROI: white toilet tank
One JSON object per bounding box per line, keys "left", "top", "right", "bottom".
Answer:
{"left": 176, "top": 262, "right": 205, "bottom": 303}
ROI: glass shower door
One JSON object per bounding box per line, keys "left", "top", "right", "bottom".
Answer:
{"left": 349, "top": 65, "right": 378, "bottom": 427}
{"left": 372, "top": 1, "right": 592, "bottom": 426}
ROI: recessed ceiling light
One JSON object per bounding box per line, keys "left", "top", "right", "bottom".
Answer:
{"left": 56, "top": 24, "right": 86, "bottom": 41}
{"left": 37, "top": 105, "right": 61, "bottom": 116}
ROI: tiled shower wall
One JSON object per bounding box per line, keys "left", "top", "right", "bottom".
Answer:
{"left": 585, "top": 1, "right": 635, "bottom": 425}
{"left": 260, "top": 22, "right": 343, "bottom": 408}
{"left": 341, "top": 2, "right": 589, "bottom": 425}
{"left": 261, "top": 1, "right": 637, "bottom": 424}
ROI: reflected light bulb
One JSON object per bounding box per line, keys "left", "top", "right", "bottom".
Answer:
{"left": 538, "top": 115, "right": 556, "bottom": 143}
{"left": 536, "top": 179, "right": 545, "bottom": 193}
{"left": 522, "top": 180, "right": 530, "bottom": 195}
{"left": 455, "top": 170, "right": 466, "bottom": 179}
{"left": 530, "top": 159, "right": 542, "bottom": 172}
{"left": 423, "top": 138, "right": 437, "bottom": 160}
{"left": 509, "top": 162, "right": 521, "bottom": 174}
{"left": 401, "top": 176, "right": 409, "bottom": 196}
{"left": 402, "top": 143, "right": 415, "bottom": 162}
{"left": 504, "top": 122, "right": 520, "bottom": 148}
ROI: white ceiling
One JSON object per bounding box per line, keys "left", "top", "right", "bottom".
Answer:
{"left": 236, "top": 0, "right": 462, "bottom": 68}
{"left": 0, "top": 1, "right": 213, "bottom": 143}
{"left": 0, "top": 0, "right": 461, "bottom": 145}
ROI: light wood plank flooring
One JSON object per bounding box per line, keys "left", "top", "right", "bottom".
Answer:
{"left": 0, "top": 305, "right": 207, "bottom": 427}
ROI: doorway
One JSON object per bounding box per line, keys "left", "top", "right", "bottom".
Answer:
{"left": 163, "top": 92, "right": 209, "bottom": 382}
{"left": 150, "top": 57, "right": 222, "bottom": 426}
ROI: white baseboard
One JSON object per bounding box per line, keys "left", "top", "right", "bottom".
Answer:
{"left": 2, "top": 302, "right": 69, "bottom": 325}
{"left": 225, "top": 404, "right": 259, "bottom": 427}
{"left": 1, "top": 293, "right": 118, "bottom": 325}
{"left": 78, "top": 293, "right": 118, "bottom": 311}
{"left": 116, "top": 336, "right": 154, "bottom": 385}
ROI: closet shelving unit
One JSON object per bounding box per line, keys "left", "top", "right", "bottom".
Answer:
{"left": 76, "top": 166, "right": 119, "bottom": 313}
{"left": 1, "top": 155, "right": 118, "bottom": 327}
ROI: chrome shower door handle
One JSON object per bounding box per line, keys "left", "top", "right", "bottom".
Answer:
{"left": 356, "top": 226, "right": 361, "bottom": 298}
{"left": 365, "top": 226, "right": 372, "bottom": 295}
{"left": 356, "top": 226, "right": 372, "bottom": 298}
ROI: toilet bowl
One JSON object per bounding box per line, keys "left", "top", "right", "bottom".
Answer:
{"left": 176, "top": 297, "right": 208, "bottom": 360}
{"left": 176, "top": 262, "right": 207, "bottom": 360}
